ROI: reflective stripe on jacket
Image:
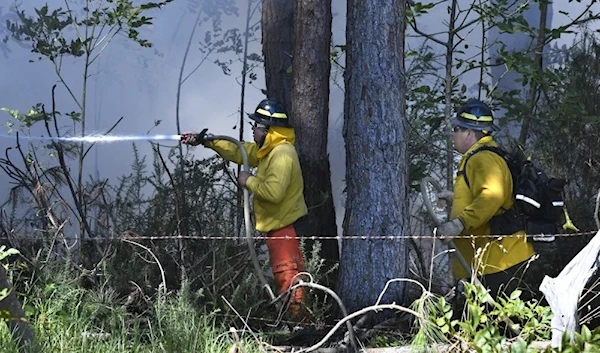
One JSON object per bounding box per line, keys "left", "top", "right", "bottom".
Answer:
{"left": 451, "top": 136, "right": 535, "bottom": 277}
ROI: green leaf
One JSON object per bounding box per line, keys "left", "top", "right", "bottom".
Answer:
{"left": 509, "top": 337, "right": 527, "bottom": 353}
{"left": 412, "top": 85, "right": 431, "bottom": 94}
{"left": 0, "top": 307, "right": 13, "bottom": 320}
{"left": 581, "top": 325, "right": 592, "bottom": 342}
{"left": 551, "top": 28, "right": 562, "bottom": 39}
{"left": 510, "top": 289, "right": 522, "bottom": 300}
{"left": 1, "top": 108, "right": 20, "bottom": 119}
{"left": 0, "top": 246, "right": 19, "bottom": 261}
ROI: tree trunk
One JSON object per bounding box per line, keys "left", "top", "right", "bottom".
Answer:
{"left": 262, "top": 0, "right": 340, "bottom": 285}
{"left": 261, "top": 0, "right": 294, "bottom": 109}
{"left": 291, "top": 0, "right": 339, "bottom": 286}
{"left": 339, "top": 0, "right": 409, "bottom": 316}
{"left": 444, "top": 0, "right": 457, "bottom": 194}
{"left": 0, "top": 265, "right": 37, "bottom": 350}
{"left": 518, "top": 0, "right": 548, "bottom": 146}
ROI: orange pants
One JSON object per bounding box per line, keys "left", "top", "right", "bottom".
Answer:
{"left": 267, "top": 224, "right": 306, "bottom": 318}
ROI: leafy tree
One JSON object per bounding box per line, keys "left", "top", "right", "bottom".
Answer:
{"left": 3, "top": 0, "right": 173, "bottom": 243}
{"left": 182, "top": 0, "right": 262, "bottom": 240}
{"left": 0, "top": 3, "right": 25, "bottom": 58}
{"left": 405, "top": 0, "right": 600, "bottom": 186}
{"left": 485, "top": 0, "right": 600, "bottom": 148}
{"left": 404, "top": 0, "right": 600, "bottom": 295}
{"left": 231, "top": 0, "right": 260, "bottom": 238}
{"left": 533, "top": 33, "right": 600, "bottom": 233}
{"left": 173, "top": 0, "right": 239, "bottom": 280}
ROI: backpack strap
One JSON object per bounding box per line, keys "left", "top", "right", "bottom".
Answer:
{"left": 458, "top": 145, "right": 506, "bottom": 188}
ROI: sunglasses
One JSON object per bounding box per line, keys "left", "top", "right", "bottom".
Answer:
{"left": 452, "top": 126, "right": 466, "bottom": 132}
{"left": 249, "top": 121, "right": 268, "bottom": 129}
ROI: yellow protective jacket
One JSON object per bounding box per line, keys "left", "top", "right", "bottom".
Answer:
{"left": 206, "top": 127, "right": 308, "bottom": 233}
{"left": 451, "top": 135, "right": 535, "bottom": 277}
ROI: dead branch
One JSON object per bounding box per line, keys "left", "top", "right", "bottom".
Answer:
{"left": 122, "top": 237, "right": 167, "bottom": 297}
{"left": 287, "top": 276, "right": 358, "bottom": 352}
{"left": 221, "top": 296, "right": 263, "bottom": 345}
{"left": 296, "top": 303, "right": 422, "bottom": 353}
{"left": 595, "top": 188, "right": 600, "bottom": 229}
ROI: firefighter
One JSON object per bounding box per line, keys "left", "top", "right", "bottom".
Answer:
{"left": 181, "top": 98, "right": 308, "bottom": 319}
{"left": 436, "top": 99, "right": 536, "bottom": 299}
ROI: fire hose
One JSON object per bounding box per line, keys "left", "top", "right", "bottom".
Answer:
{"left": 203, "top": 134, "right": 277, "bottom": 304}
{"left": 420, "top": 176, "right": 473, "bottom": 277}
{"left": 421, "top": 176, "right": 520, "bottom": 333}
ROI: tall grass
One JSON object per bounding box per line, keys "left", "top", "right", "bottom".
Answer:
{"left": 0, "top": 272, "right": 264, "bottom": 353}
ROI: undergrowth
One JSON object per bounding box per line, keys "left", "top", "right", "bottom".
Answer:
{"left": 0, "top": 267, "right": 265, "bottom": 353}
{"left": 410, "top": 280, "right": 600, "bottom": 352}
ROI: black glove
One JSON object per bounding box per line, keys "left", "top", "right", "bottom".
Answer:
{"left": 195, "top": 128, "right": 209, "bottom": 145}
{"left": 436, "top": 190, "right": 454, "bottom": 202}
{"left": 181, "top": 128, "right": 209, "bottom": 146}
{"left": 435, "top": 218, "right": 464, "bottom": 243}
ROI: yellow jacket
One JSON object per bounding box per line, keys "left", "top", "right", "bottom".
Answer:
{"left": 451, "top": 136, "right": 535, "bottom": 277}
{"left": 206, "top": 127, "right": 308, "bottom": 233}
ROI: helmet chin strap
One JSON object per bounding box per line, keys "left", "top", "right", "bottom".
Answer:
{"left": 258, "top": 131, "right": 267, "bottom": 148}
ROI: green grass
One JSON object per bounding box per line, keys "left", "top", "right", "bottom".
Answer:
{"left": 0, "top": 282, "right": 264, "bottom": 353}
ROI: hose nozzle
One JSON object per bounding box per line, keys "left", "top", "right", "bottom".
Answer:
{"left": 180, "top": 129, "right": 213, "bottom": 145}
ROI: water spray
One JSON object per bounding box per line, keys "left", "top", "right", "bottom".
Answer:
{"left": 0, "top": 134, "right": 183, "bottom": 143}
{"left": 0, "top": 131, "right": 278, "bottom": 304}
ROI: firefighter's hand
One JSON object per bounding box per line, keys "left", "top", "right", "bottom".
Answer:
{"left": 181, "top": 128, "right": 209, "bottom": 146}
{"left": 238, "top": 171, "right": 252, "bottom": 187}
{"left": 436, "top": 190, "right": 454, "bottom": 202}
{"left": 435, "top": 218, "right": 464, "bottom": 242}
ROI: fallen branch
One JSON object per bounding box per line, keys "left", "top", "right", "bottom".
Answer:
{"left": 287, "top": 275, "right": 358, "bottom": 352}
{"left": 284, "top": 276, "right": 429, "bottom": 353}
{"left": 295, "top": 304, "right": 422, "bottom": 353}
{"left": 269, "top": 340, "right": 552, "bottom": 352}
{"left": 122, "top": 237, "right": 167, "bottom": 297}
{"left": 221, "top": 296, "right": 263, "bottom": 346}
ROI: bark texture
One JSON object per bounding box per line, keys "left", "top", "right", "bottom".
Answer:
{"left": 261, "top": 0, "right": 294, "bottom": 109}
{"left": 262, "top": 0, "right": 339, "bottom": 283}
{"left": 338, "top": 0, "right": 409, "bottom": 314}
{"left": 291, "top": 0, "right": 339, "bottom": 283}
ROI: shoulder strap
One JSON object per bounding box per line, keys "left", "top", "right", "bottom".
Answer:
{"left": 458, "top": 146, "right": 505, "bottom": 188}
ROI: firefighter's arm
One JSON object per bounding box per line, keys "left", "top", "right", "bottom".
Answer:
{"left": 207, "top": 140, "right": 260, "bottom": 167}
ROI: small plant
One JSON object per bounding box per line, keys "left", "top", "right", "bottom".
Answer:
{"left": 408, "top": 278, "right": 600, "bottom": 353}
{"left": 410, "top": 292, "right": 452, "bottom": 349}
{"left": 367, "top": 333, "right": 404, "bottom": 348}
{"left": 301, "top": 239, "right": 338, "bottom": 324}
{"left": 556, "top": 325, "right": 600, "bottom": 353}
{"left": 0, "top": 245, "right": 20, "bottom": 302}
{"left": 0, "top": 266, "right": 268, "bottom": 352}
